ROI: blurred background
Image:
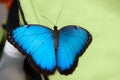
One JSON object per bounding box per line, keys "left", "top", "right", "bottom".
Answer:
{"left": 20, "top": 0, "right": 120, "bottom": 80}
{"left": 0, "top": 0, "right": 120, "bottom": 80}
{"left": 0, "top": 4, "right": 7, "bottom": 25}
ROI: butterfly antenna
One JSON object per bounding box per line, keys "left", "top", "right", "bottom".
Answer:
{"left": 42, "top": 15, "right": 55, "bottom": 26}
{"left": 55, "top": 9, "right": 62, "bottom": 26}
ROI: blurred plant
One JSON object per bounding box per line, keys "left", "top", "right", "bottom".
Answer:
{"left": 0, "top": 26, "right": 6, "bottom": 57}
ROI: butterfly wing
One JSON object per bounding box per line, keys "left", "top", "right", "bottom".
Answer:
{"left": 57, "top": 25, "right": 92, "bottom": 75}
{"left": 7, "top": 25, "right": 56, "bottom": 74}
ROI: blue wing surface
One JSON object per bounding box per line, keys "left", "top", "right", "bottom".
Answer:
{"left": 57, "top": 26, "right": 92, "bottom": 75}
{"left": 8, "top": 25, "right": 56, "bottom": 74}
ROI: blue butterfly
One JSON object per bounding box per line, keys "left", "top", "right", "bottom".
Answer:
{"left": 7, "top": 25, "right": 92, "bottom": 75}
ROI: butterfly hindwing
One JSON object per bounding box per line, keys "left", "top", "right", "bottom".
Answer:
{"left": 8, "top": 25, "right": 56, "bottom": 74}
{"left": 57, "top": 26, "right": 92, "bottom": 75}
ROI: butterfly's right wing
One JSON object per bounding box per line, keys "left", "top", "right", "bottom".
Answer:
{"left": 7, "top": 25, "right": 56, "bottom": 74}
{"left": 57, "top": 26, "right": 92, "bottom": 75}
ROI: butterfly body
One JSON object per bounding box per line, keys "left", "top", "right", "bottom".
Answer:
{"left": 53, "top": 26, "right": 59, "bottom": 52}
{"left": 7, "top": 25, "right": 92, "bottom": 75}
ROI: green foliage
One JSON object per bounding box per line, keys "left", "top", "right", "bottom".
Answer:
{"left": 12, "top": 0, "right": 120, "bottom": 79}
{"left": 0, "top": 27, "right": 6, "bottom": 57}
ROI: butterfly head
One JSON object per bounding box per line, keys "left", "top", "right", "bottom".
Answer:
{"left": 53, "top": 25, "right": 58, "bottom": 31}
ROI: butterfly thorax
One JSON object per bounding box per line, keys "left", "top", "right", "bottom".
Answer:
{"left": 53, "top": 26, "right": 59, "bottom": 53}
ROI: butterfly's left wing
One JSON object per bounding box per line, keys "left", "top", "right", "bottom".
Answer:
{"left": 7, "top": 25, "right": 56, "bottom": 74}
{"left": 57, "top": 25, "right": 92, "bottom": 75}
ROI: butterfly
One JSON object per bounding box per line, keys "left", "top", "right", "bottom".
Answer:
{"left": 7, "top": 24, "right": 92, "bottom": 75}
